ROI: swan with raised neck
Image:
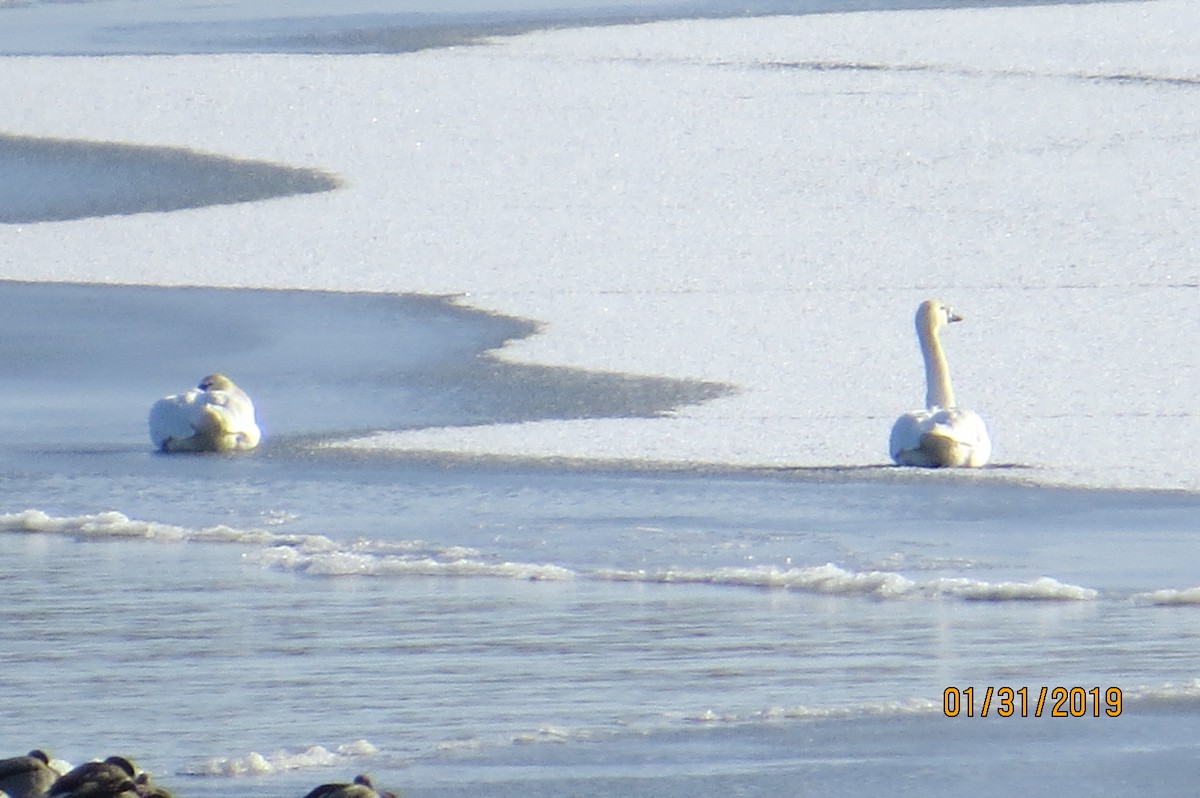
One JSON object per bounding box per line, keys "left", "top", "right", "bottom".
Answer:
{"left": 917, "top": 298, "right": 959, "bottom": 409}
{"left": 889, "top": 299, "right": 991, "bottom": 468}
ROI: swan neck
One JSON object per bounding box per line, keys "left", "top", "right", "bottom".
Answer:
{"left": 919, "top": 320, "right": 956, "bottom": 409}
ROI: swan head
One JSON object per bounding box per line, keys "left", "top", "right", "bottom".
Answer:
{"left": 198, "top": 373, "right": 235, "bottom": 392}
{"left": 915, "top": 299, "right": 962, "bottom": 333}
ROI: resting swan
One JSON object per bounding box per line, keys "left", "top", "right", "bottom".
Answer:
{"left": 889, "top": 299, "right": 991, "bottom": 468}
{"left": 148, "top": 373, "right": 261, "bottom": 453}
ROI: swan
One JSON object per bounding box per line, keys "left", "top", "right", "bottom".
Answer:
{"left": 148, "top": 373, "right": 261, "bottom": 453}
{"left": 889, "top": 299, "right": 991, "bottom": 468}
{"left": 301, "top": 775, "right": 397, "bottom": 798}
{"left": 0, "top": 751, "right": 58, "bottom": 798}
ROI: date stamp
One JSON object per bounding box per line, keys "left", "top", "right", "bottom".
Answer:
{"left": 943, "top": 686, "right": 1123, "bottom": 718}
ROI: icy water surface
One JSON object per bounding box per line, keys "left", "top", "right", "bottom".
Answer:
{"left": 5, "top": 466, "right": 1200, "bottom": 798}
{"left": 3, "top": 0, "right": 1200, "bottom": 793}
{"left": 3, "top": 283, "right": 1200, "bottom": 798}
{"left": 0, "top": 0, "right": 1123, "bottom": 56}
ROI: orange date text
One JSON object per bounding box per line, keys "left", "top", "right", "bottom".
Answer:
{"left": 942, "top": 686, "right": 1122, "bottom": 718}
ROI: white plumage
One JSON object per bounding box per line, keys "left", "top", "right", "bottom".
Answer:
{"left": 148, "top": 373, "right": 261, "bottom": 453}
{"left": 889, "top": 300, "right": 991, "bottom": 468}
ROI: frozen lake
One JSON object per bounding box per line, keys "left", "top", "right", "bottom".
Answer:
{"left": 3, "top": 281, "right": 1199, "bottom": 798}
{"left": 2, "top": 0, "right": 1199, "bottom": 796}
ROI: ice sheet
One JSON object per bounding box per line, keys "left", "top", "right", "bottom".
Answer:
{"left": 1, "top": 0, "right": 1197, "bottom": 490}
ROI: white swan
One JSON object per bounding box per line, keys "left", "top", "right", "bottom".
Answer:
{"left": 148, "top": 373, "right": 261, "bottom": 453}
{"left": 889, "top": 299, "right": 991, "bottom": 468}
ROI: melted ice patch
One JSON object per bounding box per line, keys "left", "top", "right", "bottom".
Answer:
{"left": 0, "top": 133, "right": 340, "bottom": 223}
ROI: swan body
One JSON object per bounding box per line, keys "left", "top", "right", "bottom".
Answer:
{"left": 0, "top": 751, "right": 58, "bottom": 798}
{"left": 148, "top": 373, "right": 261, "bottom": 453}
{"left": 890, "top": 299, "right": 991, "bottom": 468}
